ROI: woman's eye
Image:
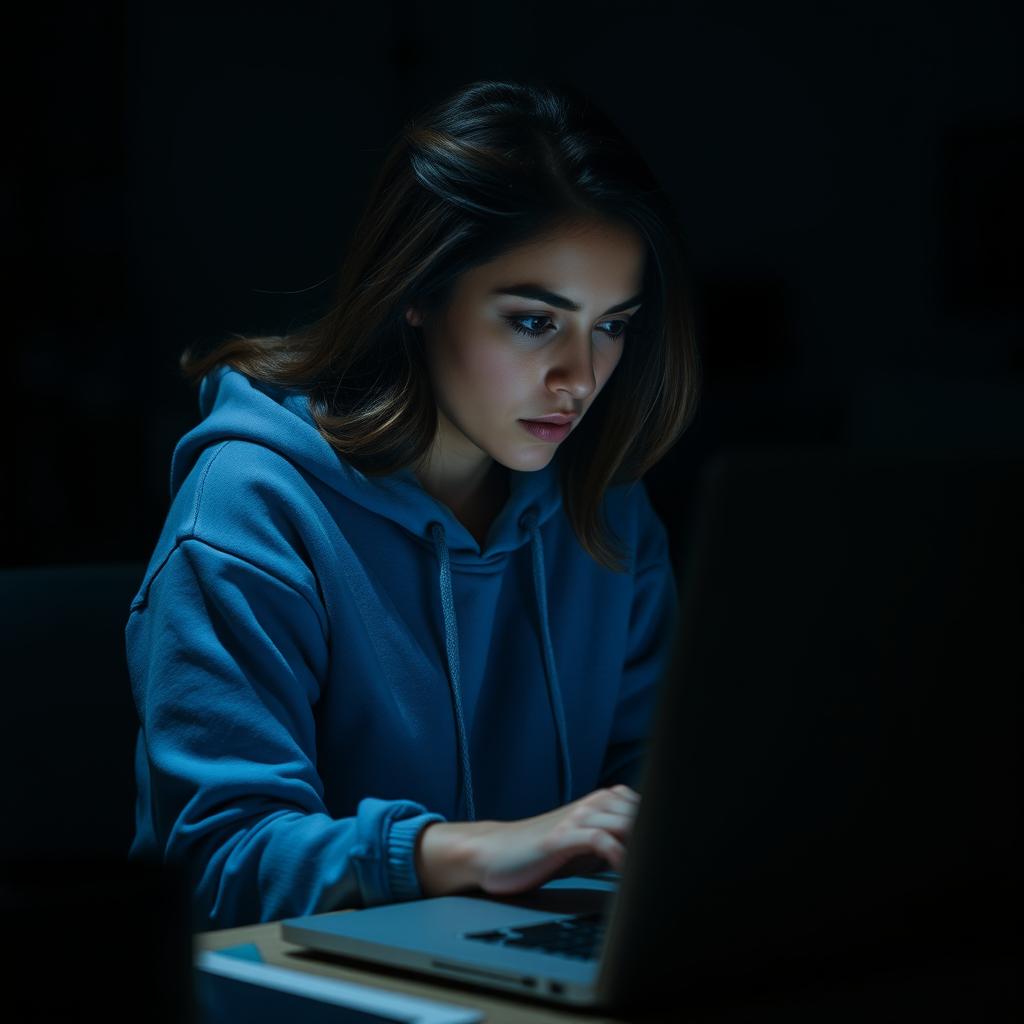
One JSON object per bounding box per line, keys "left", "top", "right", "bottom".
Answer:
{"left": 504, "top": 315, "right": 551, "bottom": 338}
{"left": 503, "top": 315, "right": 629, "bottom": 340}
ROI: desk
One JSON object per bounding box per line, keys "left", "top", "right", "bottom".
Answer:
{"left": 195, "top": 907, "right": 620, "bottom": 1024}
{"left": 195, "top": 916, "right": 1019, "bottom": 1023}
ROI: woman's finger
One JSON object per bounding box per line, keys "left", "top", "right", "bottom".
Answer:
{"left": 555, "top": 826, "right": 628, "bottom": 872}
{"left": 577, "top": 809, "right": 638, "bottom": 840}
{"left": 612, "top": 784, "right": 641, "bottom": 802}
{"left": 587, "top": 794, "right": 641, "bottom": 820}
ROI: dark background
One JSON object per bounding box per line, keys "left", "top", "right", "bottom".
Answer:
{"left": 5, "top": 0, "right": 1022, "bottom": 570}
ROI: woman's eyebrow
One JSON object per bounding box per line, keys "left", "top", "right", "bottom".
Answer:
{"left": 490, "top": 283, "right": 643, "bottom": 316}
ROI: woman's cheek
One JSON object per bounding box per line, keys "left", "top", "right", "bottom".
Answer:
{"left": 470, "top": 340, "right": 525, "bottom": 396}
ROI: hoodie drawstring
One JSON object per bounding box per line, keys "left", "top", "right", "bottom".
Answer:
{"left": 428, "top": 512, "right": 572, "bottom": 822}
{"left": 519, "top": 510, "right": 574, "bottom": 812}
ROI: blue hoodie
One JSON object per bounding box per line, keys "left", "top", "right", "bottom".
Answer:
{"left": 127, "top": 363, "right": 679, "bottom": 930}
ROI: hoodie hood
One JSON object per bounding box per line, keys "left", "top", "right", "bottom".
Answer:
{"left": 169, "top": 364, "right": 575, "bottom": 819}
{"left": 171, "top": 364, "right": 566, "bottom": 562}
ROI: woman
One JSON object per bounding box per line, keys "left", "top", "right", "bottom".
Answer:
{"left": 127, "top": 77, "right": 702, "bottom": 931}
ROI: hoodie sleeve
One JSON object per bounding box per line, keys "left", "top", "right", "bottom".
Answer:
{"left": 127, "top": 536, "right": 446, "bottom": 930}
{"left": 597, "top": 485, "right": 679, "bottom": 794}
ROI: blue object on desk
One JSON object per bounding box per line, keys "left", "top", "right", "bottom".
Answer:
{"left": 207, "top": 942, "right": 264, "bottom": 963}
{"left": 195, "top": 947, "right": 483, "bottom": 1024}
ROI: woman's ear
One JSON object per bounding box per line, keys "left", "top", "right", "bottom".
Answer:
{"left": 405, "top": 307, "right": 423, "bottom": 328}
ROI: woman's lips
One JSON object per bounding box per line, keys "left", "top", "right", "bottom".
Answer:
{"left": 519, "top": 419, "right": 572, "bottom": 442}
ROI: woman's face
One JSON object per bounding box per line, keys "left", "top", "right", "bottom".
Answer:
{"left": 407, "top": 217, "right": 647, "bottom": 483}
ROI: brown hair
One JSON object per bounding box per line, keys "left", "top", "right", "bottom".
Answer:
{"left": 179, "top": 77, "right": 702, "bottom": 573}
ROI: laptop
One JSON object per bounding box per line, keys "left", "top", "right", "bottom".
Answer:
{"left": 281, "top": 446, "right": 1022, "bottom": 1014}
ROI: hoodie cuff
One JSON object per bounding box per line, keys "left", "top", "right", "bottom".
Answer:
{"left": 386, "top": 811, "right": 448, "bottom": 901}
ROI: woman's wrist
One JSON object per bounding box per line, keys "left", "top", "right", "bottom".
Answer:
{"left": 415, "top": 820, "right": 490, "bottom": 897}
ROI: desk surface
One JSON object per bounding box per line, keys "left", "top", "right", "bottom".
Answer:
{"left": 195, "top": 914, "right": 1020, "bottom": 1024}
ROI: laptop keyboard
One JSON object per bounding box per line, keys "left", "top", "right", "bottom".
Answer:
{"left": 464, "top": 911, "right": 605, "bottom": 962}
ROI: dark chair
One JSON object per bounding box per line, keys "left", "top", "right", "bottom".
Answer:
{"left": 0, "top": 561, "right": 147, "bottom": 859}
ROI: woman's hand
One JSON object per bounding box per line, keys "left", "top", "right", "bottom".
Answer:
{"left": 467, "top": 784, "right": 641, "bottom": 896}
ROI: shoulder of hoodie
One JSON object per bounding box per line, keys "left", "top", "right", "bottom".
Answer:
{"left": 164, "top": 438, "right": 328, "bottom": 616}
{"left": 187, "top": 435, "right": 318, "bottom": 515}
